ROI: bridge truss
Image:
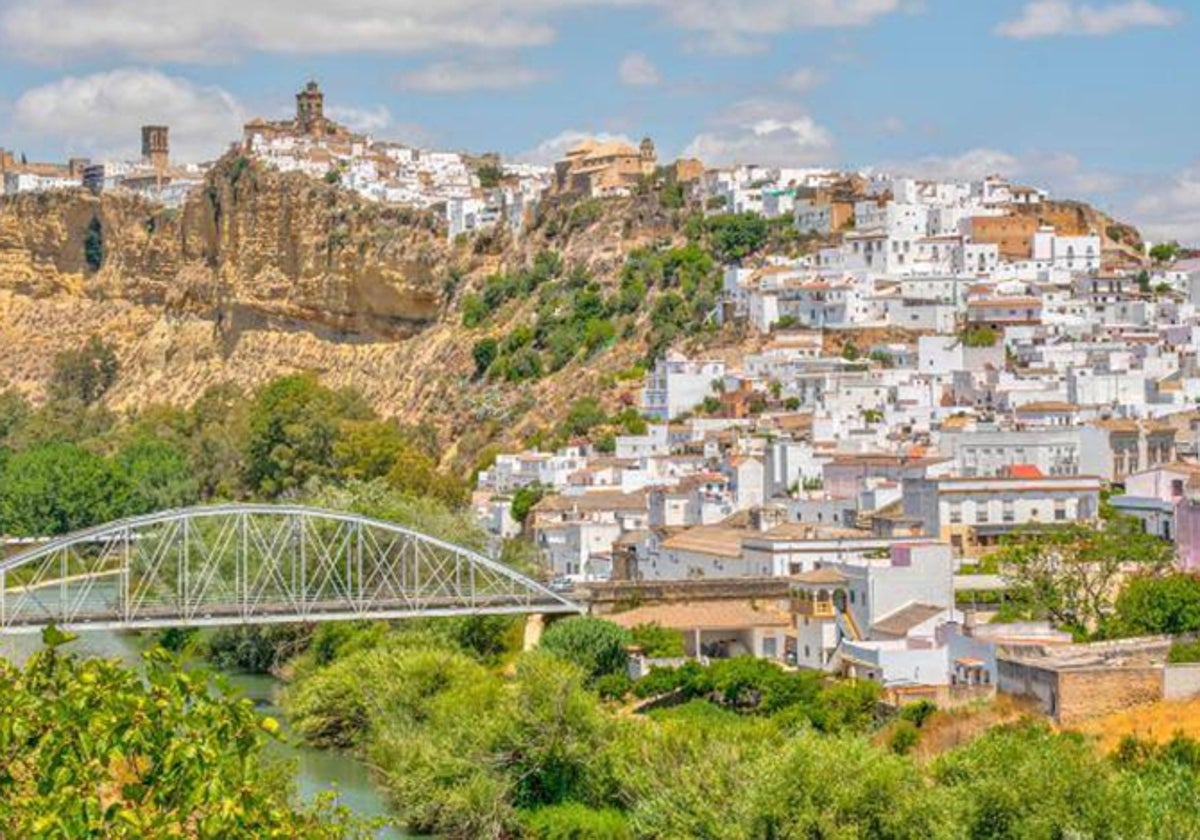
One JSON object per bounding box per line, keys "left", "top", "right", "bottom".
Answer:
{"left": 0, "top": 505, "right": 581, "bottom": 633}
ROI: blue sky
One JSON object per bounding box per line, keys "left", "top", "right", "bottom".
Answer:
{"left": 0, "top": 0, "right": 1196, "bottom": 241}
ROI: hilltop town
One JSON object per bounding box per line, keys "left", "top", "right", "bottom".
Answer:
{"left": 4, "top": 78, "right": 1200, "bottom": 728}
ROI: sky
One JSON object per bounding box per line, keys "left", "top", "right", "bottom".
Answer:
{"left": 0, "top": 0, "right": 1197, "bottom": 242}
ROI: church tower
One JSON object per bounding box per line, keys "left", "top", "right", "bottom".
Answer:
{"left": 639, "top": 136, "right": 657, "bottom": 177}
{"left": 295, "top": 81, "right": 326, "bottom": 135}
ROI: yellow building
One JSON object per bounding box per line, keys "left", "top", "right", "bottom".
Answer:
{"left": 553, "top": 136, "right": 657, "bottom": 197}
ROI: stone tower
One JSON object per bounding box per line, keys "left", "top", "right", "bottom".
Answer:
{"left": 296, "top": 81, "right": 326, "bottom": 135}
{"left": 639, "top": 136, "right": 657, "bottom": 177}
{"left": 141, "top": 125, "right": 169, "bottom": 172}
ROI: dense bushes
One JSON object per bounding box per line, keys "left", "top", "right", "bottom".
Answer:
{"left": 0, "top": 630, "right": 366, "bottom": 838}
{"left": 539, "top": 617, "right": 631, "bottom": 682}
{"left": 0, "top": 363, "right": 471, "bottom": 536}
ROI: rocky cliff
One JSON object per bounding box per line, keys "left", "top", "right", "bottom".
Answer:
{"left": 0, "top": 157, "right": 686, "bottom": 463}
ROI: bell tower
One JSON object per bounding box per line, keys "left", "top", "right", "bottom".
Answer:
{"left": 295, "top": 80, "right": 326, "bottom": 135}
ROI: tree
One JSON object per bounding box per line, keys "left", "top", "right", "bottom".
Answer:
{"left": 1111, "top": 573, "right": 1200, "bottom": 637}
{"left": 561, "top": 397, "right": 608, "bottom": 438}
{"left": 993, "top": 517, "right": 1175, "bottom": 633}
{"left": 631, "top": 622, "right": 685, "bottom": 657}
{"left": 83, "top": 215, "right": 105, "bottom": 272}
{"left": 244, "top": 374, "right": 372, "bottom": 497}
{"left": 962, "top": 325, "right": 999, "bottom": 348}
{"left": 707, "top": 213, "right": 769, "bottom": 262}
{"left": 49, "top": 336, "right": 119, "bottom": 405}
{"left": 472, "top": 337, "right": 499, "bottom": 378}
{"left": 1150, "top": 241, "right": 1179, "bottom": 264}
{"left": 0, "top": 443, "right": 131, "bottom": 535}
{"left": 539, "top": 617, "right": 631, "bottom": 682}
{"left": 116, "top": 434, "right": 200, "bottom": 513}
{"left": 0, "top": 628, "right": 366, "bottom": 839}
{"left": 510, "top": 483, "right": 546, "bottom": 526}
{"left": 0, "top": 389, "right": 31, "bottom": 446}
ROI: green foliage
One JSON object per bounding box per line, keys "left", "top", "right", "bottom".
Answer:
{"left": 461, "top": 293, "right": 489, "bottom": 327}
{"left": 962, "top": 325, "right": 999, "bottom": 348}
{"left": 476, "top": 163, "right": 503, "bottom": 189}
{"left": 899, "top": 699, "right": 938, "bottom": 728}
{"left": 83, "top": 215, "right": 105, "bottom": 272}
{"left": 540, "top": 617, "right": 632, "bottom": 682}
{"left": 0, "top": 389, "right": 31, "bottom": 445}
{"left": 1112, "top": 573, "right": 1200, "bottom": 637}
{"left": 934, "top": 722, "right": 1146, "bottom": 839}
{"left": 50, "top": 335, "right": 119, "bottom": 405}
{"left": 630, "top": 622, "right": 685, "bottom": 657}
{"left": 889, "top": 720, "right": 921, "bottom": 755}
{"left": 244, "top": 373, "right": 372, "bottom": 497}
{"left": 115, "top": 434, "right": 200, "bottom": 513}
{"left": 1150, "top": 241, "right": 1179, "bottom": 264}
{"left": 0, "top": 633, "right": 366, "bottom": 838}
{"left": 561, "top": 397, "right": 608, "bottom": 439}
{"left": 333, "top": 420, "right": 465, "bottom": 506}
{"left": 207, "top": 624, "right": 314, "bottom": 673}
{"left": 993, "top": 517, "right": 1175, "bottom": 632}
{"left": 0, "top": 442, "right": 131, "bottom": 535}
{"left": 1169, "top": 640, "right": 1200, "bottom": 663}
{"left": 472, "top": 337, "right": 499, "bottom": 377}
{"left": 511, "top": 482, "right": 547, "bottom": 526}
{"left": 521, "top": 803, "right": 632, "bottom": 839}
{"left": 706, "top": 212, "right": 769, "bottom": 262}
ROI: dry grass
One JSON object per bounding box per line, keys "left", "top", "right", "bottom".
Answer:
{"left": 1074, "top": 698, "right": 1200, "bottom": 754}
{"left": 896, "top": 695, "right": 1040, "bottom": 761}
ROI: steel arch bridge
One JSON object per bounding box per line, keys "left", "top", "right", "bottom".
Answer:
{"left": 0, "top": 505, "right": 581, "bottom": 634}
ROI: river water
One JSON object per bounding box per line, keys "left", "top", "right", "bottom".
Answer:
{"left": 0, "top": 630, "right": 406, "bottom": 839}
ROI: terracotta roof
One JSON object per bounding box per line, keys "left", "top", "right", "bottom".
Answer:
{"left": 758, "top": 523, "right": 871, "bottom": 542}
{"left": 1016, "top": 401, "right": 1077, "bottom": 414}
{"left": 1006, "top": 464, "right": 1044, "bottom": 479}
{"left": 606, "top": 601, "right": 790, "bottom": 631}
{"left": 659, "top": 524, "right": 746, "bottom": 559}
{"left": 791, "top": 566, "right": 849, "bottom": 585}
{"left": 533, "top": 490, "right": 647, "bottom": 514}
{"left": 871, "top": 603, "right": 946, "bottom": 637}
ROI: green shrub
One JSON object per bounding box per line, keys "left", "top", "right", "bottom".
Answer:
{"left": 521, "top": 803, "right": 632, "bottom": 839}
{"left": 540, "top": 618, "right": 631, "bottom": 682}
{"left": 889, "top": 720, "right": 921, "bottom": 755}
{"left": 593, "top": 673, "right": 633, "bottom": 701}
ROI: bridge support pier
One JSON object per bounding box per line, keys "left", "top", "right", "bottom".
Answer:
{"left": 523, "top": 613, "right": 546, "bottom": 651}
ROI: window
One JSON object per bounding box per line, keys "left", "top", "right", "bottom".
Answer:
{"left": 1054, "top": 500, "right": 1067, "bottom": 521}
{"left": 949, "top": 503, "right": 962, "bottom": 524}
{"left": 976, "top": 504, "right": 989, "bottom": 524}
{"left": 1002, "top": 500, "right": 1015, "bottom": 523}
{"left": 849, "top": 590, "right": 856, "bottom": 604}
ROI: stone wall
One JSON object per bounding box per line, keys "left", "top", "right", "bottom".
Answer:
{"left": 1056, "top": 667, "right": 1163, "bottom": 724}
{"left": 1164, "top": 664, "right": 1200, "bottom": 701}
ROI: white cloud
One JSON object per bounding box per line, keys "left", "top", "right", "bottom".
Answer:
{"left": 995, "top": 1, "right": 1182, "bottom": 39}
{"left": 682, "top": 100, "right": 835, "bottom": 167}
{"left": 395, "top": 60, "right": 544, "bottom": 93}
{"left": 779, "top": 67, "right": 822, "bottom": 93}
{"left": 515, "top": 129, "right": 637, "bottom": 165}
{"left": 882, "top": 147, "right": 1123, "bottom": 196}
{"left": 1132, "top": 164, "right": 1200, "bottom": 244}
{"left": 326, "top": 104, "right": 392, "bottom": 133}
{"left": 618, "top": 53, "right": 661, "bottom": 86}
{"left": 0, "top": 0, "right": 906, "bottom": 63}
{"left": 11, "top": 68, "right": 244, "bottom": 162}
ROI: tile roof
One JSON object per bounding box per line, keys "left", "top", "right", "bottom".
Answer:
{"left": 606, "top": 601, "right": 791, "bottom": 631}
{"left": 871, "top": 603, "right": 947, "bottom": 637}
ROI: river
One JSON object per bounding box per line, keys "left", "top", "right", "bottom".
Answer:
{"left": 0, "top": 630, "right": 406, "bottom": 839}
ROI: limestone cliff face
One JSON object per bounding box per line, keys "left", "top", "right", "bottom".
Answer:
{"left": 0, "top": 160, "right": 680, "bottom": 462}
{"left": 0, "top": 157, "right": 457, "bottom": 410}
